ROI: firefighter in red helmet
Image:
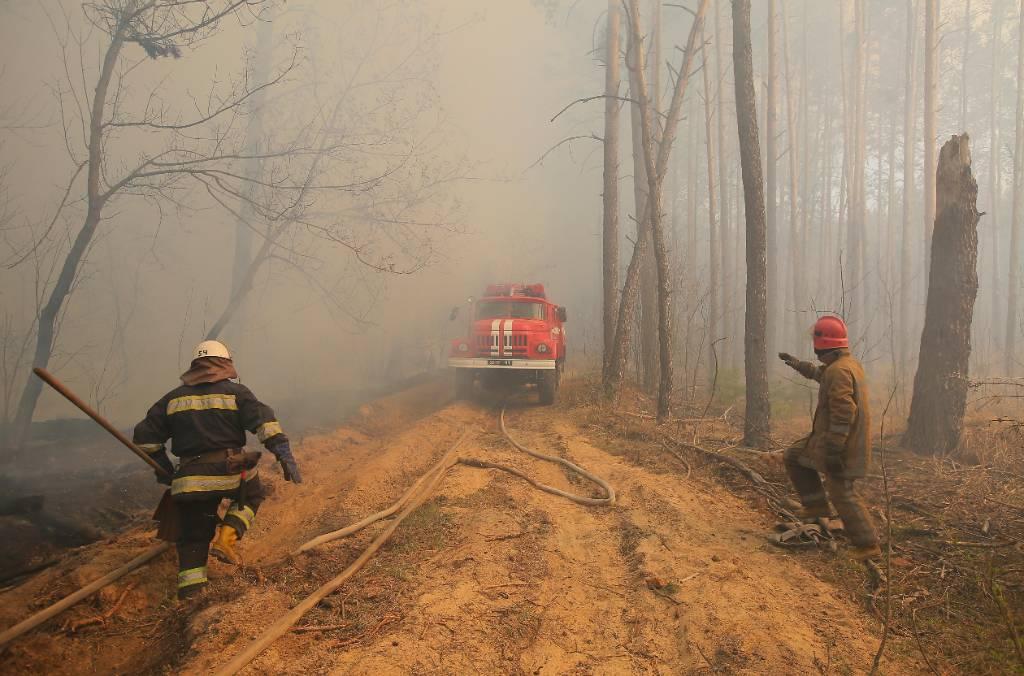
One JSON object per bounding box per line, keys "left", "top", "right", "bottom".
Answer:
{"left": 777, "top": 316, "right": 880, "bottom": 561}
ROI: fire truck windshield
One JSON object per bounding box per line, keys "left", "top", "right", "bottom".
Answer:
{"left": 475, "top": 301, "right": 545, "bottom": 320}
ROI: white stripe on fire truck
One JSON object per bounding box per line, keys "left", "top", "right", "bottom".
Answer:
{"left": 503, "top": 319, "right": 512, "bottom": 356}
{"left": 491, "top": 320, "right": 500, "bottom": 356}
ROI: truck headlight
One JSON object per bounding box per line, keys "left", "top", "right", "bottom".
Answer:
{"left": 458, "top": 342, "right": 469, "bottom": 353}
{"left": 537, "top": 343, "right": 549, "bottom": 353}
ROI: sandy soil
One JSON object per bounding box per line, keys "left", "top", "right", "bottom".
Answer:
{"left": 0, "top": 379, "right": 919, "bottom": 675}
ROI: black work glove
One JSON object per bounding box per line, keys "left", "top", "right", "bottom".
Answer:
{"left": 269, "top": 440, "right": 303, "bottom": 484}
{"left": 778, "top": 352, "right": 799, "bottom": 369}
{"left": 824, "top": 442, "right": 845, "bottom": 477}
{"left": 152, "top": 451, "right": 174, "bottom": 486}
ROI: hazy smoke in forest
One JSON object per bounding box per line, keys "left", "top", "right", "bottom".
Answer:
{"left": 0, "top": 0, "right": 1021, "bottom": 438}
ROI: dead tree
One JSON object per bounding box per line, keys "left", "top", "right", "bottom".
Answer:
{"left": 605, "top": 0, "right": 709, "bottom": 410}
{"left": 602, "top": 1, "right": 621, "bottom": 380}
{"left": 904, "top": 135, "right": 981, "bottom": 455}
{"left": 731, "top": 0, "right": 771, "bottom": 448}
{"left": 7, "top": 0, "right": 295, "bottom": 451}
{"left": 625, "top": 0, "right": 709, "bottom": 420}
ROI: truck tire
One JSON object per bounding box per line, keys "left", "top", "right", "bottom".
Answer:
{"left": 454, "top": 370, "right": 474, "bottom": 400}
{"left": 538, "top": 368, "right": 559, "bottom": 405}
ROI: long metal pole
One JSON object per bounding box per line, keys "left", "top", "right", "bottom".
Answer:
{"left": 32, "top": 368, "right": 170, "bottom": 477}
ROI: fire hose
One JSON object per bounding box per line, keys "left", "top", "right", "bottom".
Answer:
{"left": 215, "top": 404, "right": 614, "bottom": 675}
{"left": 0, "top": 402, "right": 614, "bottom": 667}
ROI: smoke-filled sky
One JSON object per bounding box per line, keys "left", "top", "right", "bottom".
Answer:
{"left": 1, "top": 0, "right": 1021, "bottom": 432}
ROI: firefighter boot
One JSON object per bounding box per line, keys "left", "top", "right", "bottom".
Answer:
{"left": 210, "top": 524, "right": 242, "bottom": 565}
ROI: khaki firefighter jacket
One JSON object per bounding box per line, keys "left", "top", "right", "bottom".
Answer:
{"left": 791, "top": 349, "right": 871, "bottom": 478}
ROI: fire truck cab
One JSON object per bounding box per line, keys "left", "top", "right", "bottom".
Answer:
{"left": 449, "top": 283, "right": 567, "bottom": 404}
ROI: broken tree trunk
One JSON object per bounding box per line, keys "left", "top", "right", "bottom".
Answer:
{"left": 904, "top": 134, "right": 981, "bottom": 455}
{"left": 731, "top": 0, "right": 771, "bottom": 448}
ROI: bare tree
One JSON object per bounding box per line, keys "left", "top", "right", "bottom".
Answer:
{"left": 605, "top": 0, "right": 708, "bottom": 419}
{"left": 601, "top": 0, "right": 621, "bottom": 379}
{"left": 905, "top": 134, "right": 980, "bottom": 455}
{"left": 6, "top": 0, "right": 305, "bottom": 451}
{"left": 731, "top": 0, "right": 770, "bottom": 448}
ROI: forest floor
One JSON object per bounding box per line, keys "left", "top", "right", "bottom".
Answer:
{"left": 0, "top": 374, "right": 1020, "bottom": 674}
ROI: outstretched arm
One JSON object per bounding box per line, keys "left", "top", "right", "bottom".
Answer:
{"left": 778, "top": 352, "right": 823, "bottom": 382}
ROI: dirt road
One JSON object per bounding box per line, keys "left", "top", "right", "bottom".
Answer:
{"left": 0, "top": 380, "right": 913, "bottom": 674}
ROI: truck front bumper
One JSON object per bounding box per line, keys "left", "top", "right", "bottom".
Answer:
{"left": 448, "top": 357, "right": 557, "bottom": 370}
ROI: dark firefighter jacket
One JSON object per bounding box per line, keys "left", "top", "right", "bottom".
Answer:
{"left": 133, "top": 379, "right": 288, "bottom": 500}
{"left": 790, "top": 349, "right": 871, "bottom": 478}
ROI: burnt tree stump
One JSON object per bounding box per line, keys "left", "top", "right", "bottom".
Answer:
{"left": 904, "top": 134, "right": 981, "bottom": 455}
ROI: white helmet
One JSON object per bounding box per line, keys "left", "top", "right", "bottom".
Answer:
{"left": 193, "top": 340, "right": 231, "bottom": 361}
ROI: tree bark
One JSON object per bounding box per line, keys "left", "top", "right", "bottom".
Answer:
{"left": 9, "top": 31, "right": 125, "bottom": 451}
{"left": 780, "top": 2, "right": 801, "bottom": 347}
{"left": 904, "top": 134, "right": 981, "bottom": 454}
{"left": 638, "top": 0, "right": 661, "bottom": 394}
{"left": 924, "top": 0, "right": 938, "bottom": 277}
{"left": 990, "top": 0, "right": 1003, "bottom": 356}
{"left": 731, "top": 0, "right": 771, "bottom": 448}
{"left": 765, "top": 0, "right": 779, "bottom": 357}
{"left": 848, "top": 0, "right": 866, "bottom": 330}
{"left": 714, "top": 0, "right": 731, "bottom": 363}
{"left": 1008, "top": 0, "right": 1024, "bottom": 375}
{"left": 960, "top": 0, "right": 971, "bottom": 132}
{"left": 601, "top": 0, "right": 621, "bottom": 381}
{"left": 901, "top": 0, "right": 919, "bottom": 374}
{"left": 606, "top": 0, "right": 708, "bottom": 401}
{"left": 701, "top": 22, "right": 720, "bottom": 383}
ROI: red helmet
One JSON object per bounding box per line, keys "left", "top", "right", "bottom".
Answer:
{"left": 812, "top": 315, "right": 849, "bottom": 350}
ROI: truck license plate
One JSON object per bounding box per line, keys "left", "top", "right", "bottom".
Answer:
{"left": 488, "top": 359, "right": 513, "bottom": 366}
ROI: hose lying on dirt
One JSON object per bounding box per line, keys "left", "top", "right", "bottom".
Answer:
{"left": 488, "top": 405, "right": 615, "bottom": 506}
{"left": 0, "top": 542, "right": 171, "bottom": 649}
{"left": 220, "top": 405, "right": 615, "bottom": 674}
{"left": 214, "top": 435, "right": 465, "bottom": 676}
{"left": 293, "top": 430, "right": 474, "bottom": 555}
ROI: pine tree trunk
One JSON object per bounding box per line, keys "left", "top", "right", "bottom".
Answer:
{"left": 990, "top": 0, "right": 1003, "bottom": 357}
{"left": 765, "top": 0, "right": 779, "bottom": 358}
{"left": 781, "top": 2, "right": 801, "bottom": 348}
{"left": 960, "top": 0, "right": 971, "bottom": 132}
{"left": 924, "top": 0, "right": 938, "bottom": 277}
{"left": 1007, "top": 0, "right": 1024, "bottom": 375}
{"left": 904, "top": 134, "right": 981, "bottom": 454}
{"left": 702, "top": 22, "right": 720, "bottom": 383}
{"left": 602, "top": 1, "right": 621, "bottom": 381}
{"left": 714, "top": 0, "right": 732, "bottom": 368}
{"left": 901, "top": 0, "right": 919, "bottom": 378}
{"left": 848, "top": 0, "right": 866, "bottom": 329}
{"left": 731, "top": 0, "right": 771, "bottom": 448}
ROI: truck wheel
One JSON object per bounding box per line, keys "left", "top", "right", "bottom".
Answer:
{"left": 538, "top": 369, "right": 558, "bottom": 405}
{"left": 454, "top": 370, "right": 474, "bottom": 400}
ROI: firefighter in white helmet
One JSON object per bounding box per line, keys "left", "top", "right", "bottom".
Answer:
{"left": 132, "top": 340, "right": 302, "bottom": 599}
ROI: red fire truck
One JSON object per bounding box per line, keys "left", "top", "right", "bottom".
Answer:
{"left": 448, "top": 283, "right": 567, "bottom": 404}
